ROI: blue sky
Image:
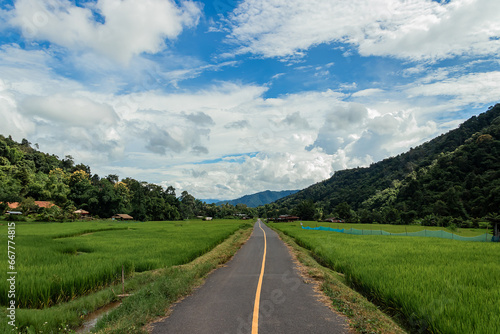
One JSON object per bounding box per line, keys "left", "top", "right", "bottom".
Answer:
{"left": 1, "top": 0, "right": 499, "bottom": 200}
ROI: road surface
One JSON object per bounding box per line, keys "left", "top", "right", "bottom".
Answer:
{"left": 151, "top": 220, "right": 348, "bottom": 334}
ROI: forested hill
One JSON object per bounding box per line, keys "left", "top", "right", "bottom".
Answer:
{"left": 216, "top": 189, "right": 299, "bottom": 207}
{"left": 275, "top": 104, "right": 500, "bottom": 224}
{"left": 0, "top": 136, "right": 258, "bottom": 221}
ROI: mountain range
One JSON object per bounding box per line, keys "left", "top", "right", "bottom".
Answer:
{"left": 274, "top": 104, "right": 500, "bottom": 224}
{"left": 213, "top": 190, "right": 299, "bottom": 207}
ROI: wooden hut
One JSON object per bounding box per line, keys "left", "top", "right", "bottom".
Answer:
{"left": 74, "top": 209, "right": 90, "bottom": 219}
{"left": 112, "top": 214, "right": 134, "bottom": 220}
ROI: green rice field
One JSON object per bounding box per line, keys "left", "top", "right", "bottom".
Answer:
{"left": 0, "top": 220, "right": 246, "bottom": 309}
{"left": 269, "top": 222, "right": 500, "bottom": 334}
{"left": 300, "top": 221, "right": 491, "bottom": 237}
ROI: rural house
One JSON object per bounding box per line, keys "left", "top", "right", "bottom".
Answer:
{"left": 1, "top": 201, "right": 58, "bottom": 214}
{"left": 324, "top": 217, "right": 344, "bottom": 223}
{"left": 267, "top": 215, "right": 300, "bottom": 222}
{"left": 74, "top": 209, "right": 90, "bottom": 219}
{"left": 112, "top": 214, "right": 134, "bottom": 220}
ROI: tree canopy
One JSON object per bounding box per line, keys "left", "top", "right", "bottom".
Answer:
{"left": 0, "top": 135, "right": 257, "bottom": 221}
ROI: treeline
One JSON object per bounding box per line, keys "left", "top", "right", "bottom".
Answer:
{"left": 272, "top": 104, "right": 500, "bottom": 228}
{"left": 0, "top": 135, "right": 257, "bottom": 221}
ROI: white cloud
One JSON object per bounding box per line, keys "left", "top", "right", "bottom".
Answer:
{"left": 20, "top": 94, "right": 119, "bottom": 126}
{"left": 227, "top": 0, "right": 500, "bottom": 61}
{"left": 351, "top": 88, "right": 384, "bottom": 97}
{"left": 307, "top": 102, "right": 438, "bottom": 163}
{"left": 1, "top": 31, "right": 498, "bottom": 200}
{"left": 0, "top": 79, "right": 35, "bottom": 140}
{"left": 161, "top": 150, "right": 336, "bottom": 199}
{"left": 406, "top": 71, "right": 500, "bottom": 109}
{"left": 9, "top": 0, "right": 202, "bottom": 64}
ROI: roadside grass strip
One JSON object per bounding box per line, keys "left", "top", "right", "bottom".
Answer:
{"left": 269, "top": 222, "right": 500, "bottom": 334}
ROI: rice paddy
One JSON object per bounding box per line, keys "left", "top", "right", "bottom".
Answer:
{"left": 269, "top": 222, "right": 500, "bottom": 334}
{"left": 0, "top": 220, "right": 246, "bottom": 309}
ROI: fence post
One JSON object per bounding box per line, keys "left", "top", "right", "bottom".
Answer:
{"left": 122, "top": 265, "right": 125, "bottom": 294}
{"left": 405, "top": 227, "right": 408, "bottom": 236}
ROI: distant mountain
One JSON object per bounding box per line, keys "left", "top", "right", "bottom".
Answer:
{"left": 276, "top": 104, "right": 500, "bottom": 223}
{"left": 216, "top": 190, "right": 300, "bottom": 207}
{"left": 200, "top": 199, "right": 225, "bottom": 204}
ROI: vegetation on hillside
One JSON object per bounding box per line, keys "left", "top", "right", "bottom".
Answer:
{"left": 0, "top": 136, "right": 257, "bottom": 221}
{"left": 272, "top": 104, "right": 500, "bottom": 228}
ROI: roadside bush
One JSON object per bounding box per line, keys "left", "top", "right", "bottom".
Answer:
{"left": 421, "top": 214, "right": 438, "bottom": 226}
{"left": 437, "top": 216, "right": 452, "bottom": 227}
{"left": 6, "top": 214, "right": 26, "bottom": 222}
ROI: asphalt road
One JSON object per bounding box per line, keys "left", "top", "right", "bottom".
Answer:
{"left": 151, "top": 220, "right": 348, "bottom": 334}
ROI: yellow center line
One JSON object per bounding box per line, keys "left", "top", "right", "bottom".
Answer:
{"left": 251, "top": 220, "right": 267, "bottom": 334}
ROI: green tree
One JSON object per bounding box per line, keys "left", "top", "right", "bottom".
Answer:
{"left": 180, "top": 191, "right": 196, "bottom": 219}
{"left": 295, "top": 200, "right": 316, "bottom": 221}
{"left": 334, "top": 202, "right": 352, "bottom": 221}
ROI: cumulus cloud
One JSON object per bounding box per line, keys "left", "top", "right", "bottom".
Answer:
{"left": 9, "top": 0, "right": 202, "bottom": 64}
{"left": 306, "top": 103, "right": 368, "bottom": 154}
{"left": 128, "top": 117, "right": 212, "bottom": 156}
{"left": 1, "top": 40, "right": 496, "bottom": 200}
{"left": 405, "top": 71, "right": 500, "bottom": 109}
{"left": 307, "top": 102, "right": 437, "bottom": 164}
{"left": 281, "top": 111, "right": 310, "bottom": 129}
{"left": 227, "top": 0, "right": 500, "bottom": 60}
{"left": 348, "top": 111, "right": 437, "bottom": 161}
{"left": 0, "top": 79, "right": 35, "bottom": 139}
{"left": 19, "top": 94, "right": 119, "bottom": 126}
{"left": 191, "top": 146, "right": 209, "bottom": 155}
{"left": 144, "top": 126, "right": 184, "bottom": 155}
{"left": 224, "top": 120, "right": 250, "bottom": 129}
{"left": 166, "top": 151, "right": 335, "bottom": 199}
{"left": 182, "top": 111, "right": 215, "bottom": 126}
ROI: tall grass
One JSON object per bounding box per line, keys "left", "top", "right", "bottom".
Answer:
{"left": 270, "top": 222, "right": 500, "bottom": 334}
{"left": 300, "top": 221, "right": 490, "bottom": 237}
{"left": 0, "top": 220, "right": 244, "bottom": 309}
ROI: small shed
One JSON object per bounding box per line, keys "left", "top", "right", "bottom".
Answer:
{"left": 74, "top": 209, "right": 90, "bottom": 219}
{"left": 485, "top": 215, "right": 500, "bottom": 242}
{"left": 324, "top": 217, "right": 344, "bottom": 223}
{"left": 112, "top": 214, "right": 134, "bottom": 220}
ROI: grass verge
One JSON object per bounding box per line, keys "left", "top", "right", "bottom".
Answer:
{"left": 268, "top": 225, "right": 407, "bottom": 334}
